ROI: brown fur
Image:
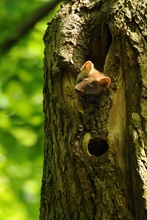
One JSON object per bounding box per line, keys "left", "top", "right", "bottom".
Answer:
{"left": 75, "top": 61, "right": 111, "bottom": 95}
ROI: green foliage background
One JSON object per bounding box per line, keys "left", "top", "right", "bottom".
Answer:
{"left": 0, "top": 1, "right": 59, "bottom": 219}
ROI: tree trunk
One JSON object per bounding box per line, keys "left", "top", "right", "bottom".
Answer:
{"left": 40, "top": 0, "right": 147, "bottom": 219}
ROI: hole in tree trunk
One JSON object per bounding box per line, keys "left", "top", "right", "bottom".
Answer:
{"left": 89, "top": 25, "right": 112, "bottom": 72}
{"left": 88, "top": 138, "right": 109, "bottom": 156}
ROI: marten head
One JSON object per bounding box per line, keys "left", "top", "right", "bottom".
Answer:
{"left": 75, "top": 61, "right": 111, "bottom": 96}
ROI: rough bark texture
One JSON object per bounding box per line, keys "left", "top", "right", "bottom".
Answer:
{"left": 40, "top": 0, "right": 147, "bottom": 219}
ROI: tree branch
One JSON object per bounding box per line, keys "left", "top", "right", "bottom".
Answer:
{"left": 0, "top": 0, "right": 61, "bottom": 54}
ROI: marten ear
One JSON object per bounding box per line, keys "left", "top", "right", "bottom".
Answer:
{"left": 99, "top": 77, "right": 111, "bottom": 89}
{"left": 81, "top": 61, "right": 93, "bottom": 72}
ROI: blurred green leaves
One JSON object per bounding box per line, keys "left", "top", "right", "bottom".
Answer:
{"left": 0, "top": 0, "right": 60, "bottom": 219}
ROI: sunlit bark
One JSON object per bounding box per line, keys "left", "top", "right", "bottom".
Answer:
{"left": 40, "top": 0, "right": 147, "bottom": 219}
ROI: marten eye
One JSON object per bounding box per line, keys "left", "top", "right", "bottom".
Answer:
{"left": 77, "top": 76, "right": 86, "bottom": 84}
{"left": 77, "top": 79, "right": 82, "bottom": 84}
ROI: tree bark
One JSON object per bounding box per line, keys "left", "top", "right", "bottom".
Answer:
{"left": 40, "top": 0, "right": 147, "bottom": 219}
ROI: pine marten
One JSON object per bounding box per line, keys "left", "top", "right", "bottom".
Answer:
{"left": 75, "top": 61, "right": 111, "bottom": 96}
